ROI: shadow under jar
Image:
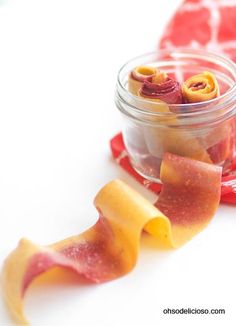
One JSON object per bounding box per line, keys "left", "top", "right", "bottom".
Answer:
{"left": 115, "top": 49, "right": 236, "bottom": 183}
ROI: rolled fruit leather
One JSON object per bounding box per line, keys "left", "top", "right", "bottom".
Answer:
{"left": 125, "top": 67, "right": 169, "bottom": 171}
{"left": 182, "top": 71, "right": 234, "bottom": 168}
{"left": 136, "top": 73, "right": 212, "bottom": 179}
{"left": 125, "top": 66, "right": 157, "bottom": 161}
{"left": 182, "top": 71, "right": 219, "bottom": 103}
{"left": 128, "top": 66, "right": 157, "bottom": 95}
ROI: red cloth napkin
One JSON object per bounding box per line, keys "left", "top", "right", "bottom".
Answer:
{"left": 110, "top": 0, "right": 236, "bottom": 204}
{"left": 160, "top": 0, "right": 236, "bottom": 61}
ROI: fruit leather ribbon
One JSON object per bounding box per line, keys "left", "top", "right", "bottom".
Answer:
{"left": 3, "top": 153, "right": 221, "bottom": 324}
{"left": 111, "top": 0, "right": 236, "bottom": 204}
{"left": 110, "top": 133, "right": 236, "bottom": 204}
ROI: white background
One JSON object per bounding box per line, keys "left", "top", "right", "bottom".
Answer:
{"left": 0, "top": 0, "right": 236, "bottom": 325}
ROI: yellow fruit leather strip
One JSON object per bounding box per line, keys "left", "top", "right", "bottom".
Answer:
{"left": 2, "top": 153, "right": 221, "bottom": 325}
{"left": 128, "top": 66, "right": 157, "bottom": 95}
{"left": 182, "top": 71, "right": 232, "bottom": 164}
{"left": 140, "top": 99, "right": 212, "bottom": 164}
{"left": 182, "top": 71, "right": 219, "bottom": 103}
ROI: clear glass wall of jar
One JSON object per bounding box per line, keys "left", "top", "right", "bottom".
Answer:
{"left": 115, "top": 49, "right": 236, "bottom": 182}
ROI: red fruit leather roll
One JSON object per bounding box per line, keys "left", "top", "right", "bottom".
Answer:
{"left": 140, "top": 78, "right": 183, "bottom": 104}
{"left": 128, "top": 66, "right": 157, "bottom": 95}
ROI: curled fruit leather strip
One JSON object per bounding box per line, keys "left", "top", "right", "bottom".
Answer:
{"left": 128, "top": 66, "right": 157, "bottom": 95}
{"left": 2, "top": 153, "right": 221, "bottom": 324}
{"left": 182, "top": 71, "right": 219, "bottom": 103}
{"left": 182, "top": 71, "right": 232, "bottom": 165}
{"left": 127, "top": 66, "right": 171, "bottom": 162}
{"left": 128, "top": 66, "right": 168, "bottom": 96}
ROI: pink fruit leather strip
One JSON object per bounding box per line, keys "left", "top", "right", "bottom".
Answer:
{"left": 2, "top": 153, "right": 221, "bottom": 324}
{"left": 110, "top": 132, "right": 236, "bottom": 204}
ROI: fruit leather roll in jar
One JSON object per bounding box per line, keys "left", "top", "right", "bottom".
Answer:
{"left": 128, "top": 66, "right": 157, "bottom": 95}
{"left": 137, "top": 75, "right": 212, "bottom": 179}
{"left": 124, "top": 67, "right": 170, "bottom": 175}
{"left": 182, "top": 71, "right": 235, "bottom": 170}
{"left": 124, "top": 66, "right": 158, "bottom": 163}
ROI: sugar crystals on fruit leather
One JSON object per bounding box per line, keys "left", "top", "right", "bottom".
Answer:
{"left": 2, "top": 154, "right": 221, "bottom": 325}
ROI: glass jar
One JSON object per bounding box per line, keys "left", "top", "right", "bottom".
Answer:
{"left": 115, "top": 49, "right": 236, "bottom": 182}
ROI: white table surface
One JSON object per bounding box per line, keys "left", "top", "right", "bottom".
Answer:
{"left": 0, "top": 0, "right": 236, "bottom": 325}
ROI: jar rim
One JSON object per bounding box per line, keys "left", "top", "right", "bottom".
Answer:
{"left": 116, "top": 48, "right": 236, "bottom": 117}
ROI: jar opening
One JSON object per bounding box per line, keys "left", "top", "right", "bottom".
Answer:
{"left": 116, "top": 48, "right": 236, "bottom": 118}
